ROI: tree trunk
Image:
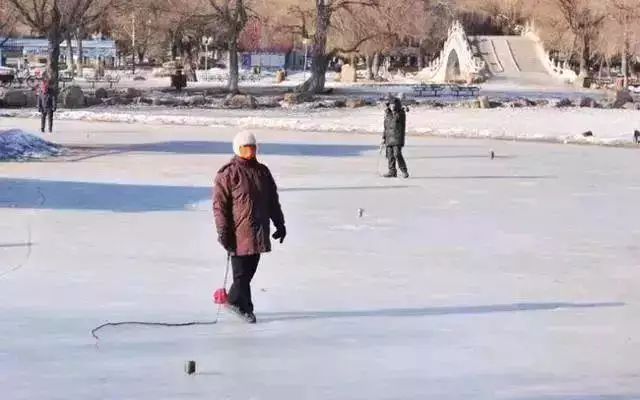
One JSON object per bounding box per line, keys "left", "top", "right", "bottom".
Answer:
{"left": 47, "top": 5, "right": 62, "bottom": 90}
{"left": 169, "top": 31, "right": 178, "bottom": 60}
{"left": 598, "top": 56, "right": 603, "bottom": 79}
{"left": 622, "top": 34, "right": 629, "bottom": 89}
{"left": 228, "top": 34, "right": 240, "bottom": 94}
{"left": 372, "top": 52, "right": 380, "bottom": 77}
{"left": 418, "top": 43, "right": 425, "bottom": 69}
{"left": 579, "top": 35, "right": 590, "bottom": 77}
{"left": 381, "top": 55, "right": 391, "bottom": 78}
{"left": 184, "top": 62, "right": 196, "bottom": 82}
{"left": 65, "top": 33, "right": 74, "bottom": 74}
{"left": 365, "top": 54, "right": 373, "bottom": 80}
{"left": 77, "top": 27, "right": 84, "bottom": 75}
{"left": 299, "top": 0, "right": 330, "bottom": 93}
{"left": 171, "top": 41, "right": 178, "bottom": 60}
{"left": 180, "top": 37, "right": 197, "bottom": 82}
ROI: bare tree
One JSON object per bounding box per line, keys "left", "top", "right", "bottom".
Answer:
{"left": 130, "top": 0, "right": 212, "bottom": 80}
{"left": 542, "top": 0, "right": 606, "bottom": 77}
{"left": 157, "top": 0, "right": 250, "bottom": 90}
{"left": 272, "top": 0, "right": 381, "bottom": 93}
{"left": 0, "top": 1, "right": 19, "bottom": 47}
{"left": 108, "top": 0, "right": 167, "bottom": 67}
{"left": 606, "top": 0, "right": 640, "bottom": 87}
{"left": 239, "top": 16, "right": 294, "bottom": 53}
{"left": 6, "top": 0, "right": 110, "bottom": 86}
{"left": 416, "top": 0, "right": 457, "bottom": 68}
{"left": 205, "top": 0, "right": 251, "bottom": 93}
{"left": 455, "top": 0, "right": 533, "bottom": 33}
{"left": 335, "top": 0, "right": 424, "bottom": 78}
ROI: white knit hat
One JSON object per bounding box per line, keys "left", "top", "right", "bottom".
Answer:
{"left": 232, "top": 131, "right": 257, "bottom": 156}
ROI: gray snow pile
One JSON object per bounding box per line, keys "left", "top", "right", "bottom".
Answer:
{"left": 0, "top": 129, "right": 64, "bottom": 160}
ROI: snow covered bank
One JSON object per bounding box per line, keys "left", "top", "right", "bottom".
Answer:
{"left": 2, "top": 106, "right": 640, "bottom": 147}
{"left": 0, "top": 129, "right": 64, "bottom": 160}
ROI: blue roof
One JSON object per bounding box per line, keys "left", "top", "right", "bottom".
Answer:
{"left": 0, "top": 37, "right": 116, "bottom": 48}
{"left": 0, "top": 37, "right": 116, "bottom": 58}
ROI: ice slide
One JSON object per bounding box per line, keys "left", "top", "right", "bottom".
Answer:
{"left": 472, "top": 35, "right": 558, "bottom": 85}
{"left": 418, "top": 21, "right": 574, "bottom": 85}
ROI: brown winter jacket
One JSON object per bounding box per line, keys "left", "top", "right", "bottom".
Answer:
{"left": 213, "top": 156, "right": 285, "bottom": 256}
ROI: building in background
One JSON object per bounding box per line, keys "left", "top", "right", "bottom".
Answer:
{"left": 236, "top": 19, "right": 298, "bottom": 70}
{"left": 0, "top": 37, "right": 116, "bottom": 68}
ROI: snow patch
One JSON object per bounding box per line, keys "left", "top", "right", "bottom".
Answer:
{"left": 0, "top": 129, "right": 64, "bottom": 160}
{"left": 2, "top": 105, "right": 639, "bottom": 147}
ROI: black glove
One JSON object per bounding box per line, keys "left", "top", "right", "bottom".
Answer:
{"left": 218, "top": 233, "right": 235, "bottom": 253}
{"left": 272, "top": 226, "right": 286, "bottom": 244}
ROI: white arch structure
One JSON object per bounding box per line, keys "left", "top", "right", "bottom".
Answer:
{"left": 418, "top": 21, "right": 487, "bottom": 83}
{"left": 419, "top": 20, "right": 577, "bottom": 85}
{"left": 520, "top": 21, "right": 578, "bottom": 84}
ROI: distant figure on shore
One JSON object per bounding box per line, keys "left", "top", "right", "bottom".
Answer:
{"left": 382, "top": 97, "right": 409, "bottom": 178}
{"left": 38, "top": 78, "right": 57, "bottom": 134}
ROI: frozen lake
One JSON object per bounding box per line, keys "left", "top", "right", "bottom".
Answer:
{"left": 1, "top": 119, "right": 639, "bottom": 399}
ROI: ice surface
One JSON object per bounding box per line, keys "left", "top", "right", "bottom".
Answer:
{"left": 2, "top": 104, "right": 639, "bottom": 146}
{"left": 1, "top": 119, "right": 639, "bottom": 399}
{"left": 0, "top": 129, "right": 64, "bottom": 160}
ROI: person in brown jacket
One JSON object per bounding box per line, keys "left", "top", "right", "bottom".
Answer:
{"left": 213, "top": 131, "right": 286, "bottom": 323}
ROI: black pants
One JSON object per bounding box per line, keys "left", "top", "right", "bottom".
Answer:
{"left": 386, "top": 145, "right": 408, "bottom": 175}
{"left": 40, "top": 110, "right": 53, "bottom": 133}
{"left": 227, "top": 254, "right": 261, "bottom": 313}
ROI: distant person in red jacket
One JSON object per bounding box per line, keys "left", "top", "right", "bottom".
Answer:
{"left": 37, "top": 78, "right": 57, "bottom": 134}
{"left": 213, "top": 131, "right": 286, "bottom": 323}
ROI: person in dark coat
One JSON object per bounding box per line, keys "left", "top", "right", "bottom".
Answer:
{"left": 37, "top": 79, "right": 57, "bottom": 134}
{"left": 382, "top": 97, "right": 409, "bottom": 178}
{"left": 213, "top": 131, "right": 286, "bottom": 323}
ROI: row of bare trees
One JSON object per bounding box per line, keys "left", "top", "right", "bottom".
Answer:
{"left": 2, "top": 0, "right": 111, "bottom": 86}
{"left": 2, "top": 0, "right": 640, "bottom": 93}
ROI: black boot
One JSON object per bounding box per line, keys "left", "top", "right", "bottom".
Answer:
{"left": 245, "top": 312, "right": 257, "bottom": 324}
{"left": 382, "top": 172, "right": 397, "bottom": 178}
{"left": 225, "top": 303, "right": 257, "bottom": 323}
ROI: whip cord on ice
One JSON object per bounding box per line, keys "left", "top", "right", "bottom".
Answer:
{"left": 90, "top": 320, "right": 219, "bottom": 340}
{"left": 91, "top": 254, "right": 231, "bottom": 340}
{"left": 0, "top": 221, "right": 32, "bottom": 279}
{"left": 0, "top": 187, "right": 45, "bottom": 279}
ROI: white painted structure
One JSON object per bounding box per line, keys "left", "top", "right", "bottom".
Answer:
{"left": 520, "top": 21, "right": 578, "bottom": 84}
{"left": 419, "top": 21, "right": 486, "bottom": 83}
{"left": 419, "top": 21, "right": 577, "bottom": 85}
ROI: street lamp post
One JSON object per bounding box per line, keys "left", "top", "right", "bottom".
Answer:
{"left": 202, "top": 36, "right": 213, "bottom": 71}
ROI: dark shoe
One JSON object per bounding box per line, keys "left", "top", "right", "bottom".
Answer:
{"left": 244, "top": 312, "right": 257, "bottom": 324}
{"left": 382, "top": 172, "right": 397, "bottom": 178}
{"left": 224, "top": 302, "right": 244, "bottom": 316}
{"left": 225, "top": 303, "right": 256, "bottom": 323}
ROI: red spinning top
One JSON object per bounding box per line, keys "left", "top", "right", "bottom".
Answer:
{"left": 213, "top": 288, "right": 228, "bottom": 304}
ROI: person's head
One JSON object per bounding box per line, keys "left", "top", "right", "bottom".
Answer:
{"left": 233, "top": 131, "right": 257, "bottom": 160}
